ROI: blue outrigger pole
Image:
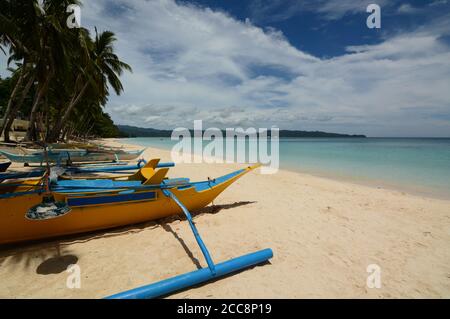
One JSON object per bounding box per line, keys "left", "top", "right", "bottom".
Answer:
{"left": 105, "top": 189, "right": 273, "bottom": 299}
{"left": 66, "top": 161, "right": 175, "bottom": 174}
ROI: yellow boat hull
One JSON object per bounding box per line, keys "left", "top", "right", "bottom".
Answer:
{"left": 0, "top": 165, "right": 256, "bottom": 245}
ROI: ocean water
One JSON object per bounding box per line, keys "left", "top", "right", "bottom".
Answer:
{"left": 120, "top": 137, "right": 450, "bottom": 198}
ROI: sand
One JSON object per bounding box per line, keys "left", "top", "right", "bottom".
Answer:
{"left": 0, "top": 139, "right": 449, "bottom": 298}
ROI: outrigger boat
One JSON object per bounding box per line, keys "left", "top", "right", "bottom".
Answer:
{"left": 0, "top": 161, "right": 175, "bottom": 182}
{"left": 0, "top": 159, "right": 258, "bottom": 244}
{"left": 0, "top": 159, "right": 272, "bottom": 298}
{"left": 0, "top": 148, "right": 145, "bottom": 165}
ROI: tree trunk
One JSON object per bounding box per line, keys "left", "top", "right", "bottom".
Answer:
{"left": 48, "top": 81, "right": 89, "bottom": 142}
{"left": 85, "top": 122, "right": 95, "bottom": 140}
{"left": 66, "top": 124, "right": 76, "bottom": 142}
{"left": 25, "top": 75, "right": 51, "bottom": 141}
{"left": 61, "top": 126, "right": 69, "bottom": 141}
{"left": 2, "top": 74, "right": 35, "bottom": 143}
{"left": 0, "top": 71, "right": 26, "bottom": 139}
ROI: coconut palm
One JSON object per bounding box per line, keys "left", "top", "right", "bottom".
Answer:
{"left": 25, "top": 0, "right": 84, "bottom": 141}
{"left": 48, "top": 29, "right": 132, "bottom": 142}
{"left": 0, "top": 0, "right": 131, "bottom": 143}
{"left": 0, "top": 1, "right": 35, "bottom": 140}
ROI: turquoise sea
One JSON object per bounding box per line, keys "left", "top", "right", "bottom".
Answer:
{"left": 119, "top": 137, "right": 450, "bottom": 198}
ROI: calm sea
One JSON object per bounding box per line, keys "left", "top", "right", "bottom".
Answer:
{"left": 119, "top": 137, "right": 450, "bottom": 198}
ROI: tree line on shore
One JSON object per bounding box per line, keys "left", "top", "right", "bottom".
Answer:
{"left": 0, "top": 0, "right": 131, "bottom": 143}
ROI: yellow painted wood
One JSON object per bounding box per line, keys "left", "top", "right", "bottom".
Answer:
{"left": 0, "top": 163, "right": 259, "bottom": 245}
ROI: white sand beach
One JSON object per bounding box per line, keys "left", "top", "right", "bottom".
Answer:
{"left": 0, "top": 139, "right": 449, "bottom": 298}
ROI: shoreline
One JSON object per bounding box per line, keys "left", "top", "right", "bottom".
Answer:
{"left": 110, "top": 137, "right": 450, "bottom": 201}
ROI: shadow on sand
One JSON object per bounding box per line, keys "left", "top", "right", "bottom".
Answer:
{"left": 0, "top": 201, "right": 256, "bottom": 275}
{"left": 36, "top": 254, "right": 78, "bottom": 275}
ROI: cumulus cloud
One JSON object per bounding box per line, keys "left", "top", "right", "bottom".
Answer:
{"left": 79, "top": 0, "right": 450, "bottom": 136}
{"left": 2, "top": 0, "right": 449, "bottom": 137}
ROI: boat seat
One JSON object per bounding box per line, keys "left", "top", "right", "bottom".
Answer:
{"left": 143, "top": 168, "right": 169, "bottom": 185}
{"left": 127, "top": 158, "right": 161, "bottom": 181}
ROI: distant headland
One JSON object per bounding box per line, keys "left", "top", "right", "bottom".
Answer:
{"left": 117, "top": 125, "right": 366, "bottom": 138}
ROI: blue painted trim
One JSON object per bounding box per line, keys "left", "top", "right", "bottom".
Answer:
{"left": 67, "top": 191, "right": 156, "bottom": 207}
{"left": 105, "top": 249, "right": 273, "bottom": 299}
{"left": 193, "top": 169, "right": 245, "bottom": 192}
{"left": 0, "top": 170, "right": 44, "bottom": 180}
{"left": 68, "top": 162, "right": 175, "bottom": 173}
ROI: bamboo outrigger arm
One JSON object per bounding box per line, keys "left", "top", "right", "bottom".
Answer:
{"left": 105, "top": 188, "right": 273, "bottom": 299}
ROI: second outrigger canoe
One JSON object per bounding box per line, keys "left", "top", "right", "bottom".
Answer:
{"left": 0, "top": 159, "right": 259, "bottom": 245}
{"left": 0, "top": 148, "right": 146, "bottom": 164}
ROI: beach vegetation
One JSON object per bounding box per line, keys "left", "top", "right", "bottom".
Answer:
{"left": 0, "top": 0, "right": 131, "bottom": 143}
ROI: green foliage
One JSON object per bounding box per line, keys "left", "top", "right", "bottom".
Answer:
{"left": 0, "top": 0, "right": 131, "bottom": 142}
{"left": 91, "top": 112, "right": 121, "bottom": 138}
{"left": 117, "top": 125, "right": 367, "bottom": 138}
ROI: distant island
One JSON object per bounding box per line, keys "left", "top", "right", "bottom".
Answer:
{"left": 117, "top": 125, "right": 366, "bottom": 138}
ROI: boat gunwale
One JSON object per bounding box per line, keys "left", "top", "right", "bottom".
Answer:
{"left": 0, "top": 165, "right": 257, "bottom": 201}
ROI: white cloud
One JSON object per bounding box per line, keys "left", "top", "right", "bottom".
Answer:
{"left": 3, "top": 0, "right": 448, "bottom": 137}
{"left": 248, "top": 0, "right": 393, "bottom": 22}
{"left": 77, "top": 0, "right": 450, "bottom": 137}
{"left": 0, "top": 52, "right": 12, "bottom": 78}
{"left": 429, "top": 0, "right": 448, "bottom": 6}
{"left": 315, "top": 0, "right": 391, "bottom": 20}
{"left": 397, "top": 3, "right": 421, "bottom": 14}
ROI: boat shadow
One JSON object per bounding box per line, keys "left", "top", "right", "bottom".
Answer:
{"left": 160, "top": 200, "right": 256, "bottom": 223}
{"left": 161, "top": 224, "right": 202, "bottom": 269}
{"left": 0, "top": 201, "right": 256, "bottom": 274}
{"left": 160, "top": 201, "right": 256, "bottom": 270}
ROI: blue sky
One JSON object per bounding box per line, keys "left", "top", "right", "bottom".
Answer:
{"left": 187, "top": 0, "right": 448, "bottom": 57}
{"left": 2, "top": 0, "right": 450, "bottom": 136}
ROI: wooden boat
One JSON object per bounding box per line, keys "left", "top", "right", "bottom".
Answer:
{"left": 0, "top": 159, "right": 259, "bottom": 245}
{"left": 0, "top": 159, "right": 271, "bottom": 299}
{"left": 0, "top": 161, "right": 11, "bottom": 172}
{"left": 0, "top": 170, "right": 44, "bottom": 181}
{"left": 0, "top": 148, "right": 145, "bottom": 164}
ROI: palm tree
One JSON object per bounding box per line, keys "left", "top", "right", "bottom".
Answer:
{"left": 48, "top": 29, "right": 132, "bottom": 142}
{"left": 1, "top": 69, "right": 35, "bottom": 142}
{"left": 0, "top": 0, "right": 75, "bottom": 141}
{"left": 0, "top": 1, "right": 35, "bottom": 140}
{"left": 1, "top": 0, "right": 131, "bottom": 143}
{"left": 25, "top": 0, "right": 82, "bottom": 141}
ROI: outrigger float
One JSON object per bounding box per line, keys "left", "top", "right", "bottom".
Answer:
{"left": 0, "top": 158, "right": 273, "bottom": 298}
{"left": 106, "top": 184, "right": 272, "bottom": 299}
